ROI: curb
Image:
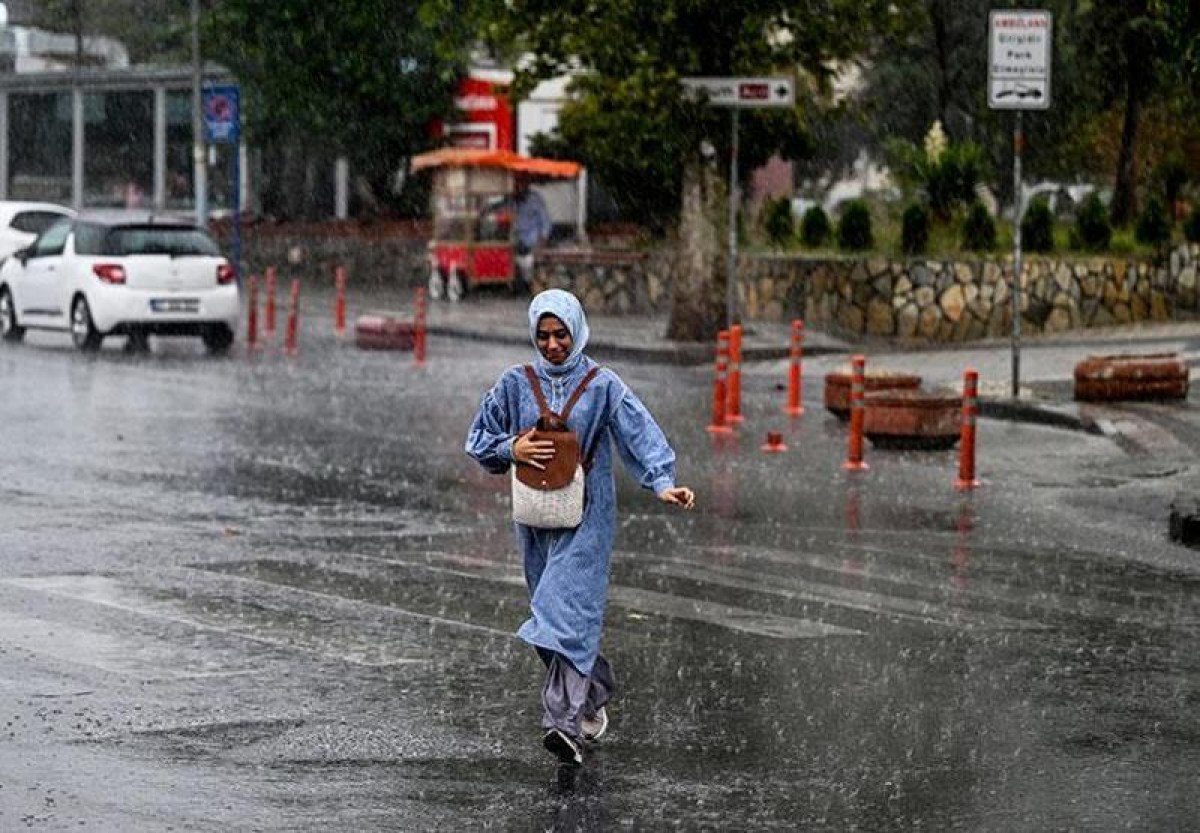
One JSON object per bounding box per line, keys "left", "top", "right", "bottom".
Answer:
{"left": 978, "top": 397, "right": 1102, "bottom": 434}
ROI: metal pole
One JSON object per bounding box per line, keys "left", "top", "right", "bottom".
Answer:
{"left": 726, "top": 108, "right": 739, "bottom": 328}
{"left": 191, "top": 0, "right": 208, "bottom": 226}
{"left": 1011, "top": 111, "right": 1023, "bottom": 399}
{"left": 232, "top": 142, "right": 242, "bottom": 285}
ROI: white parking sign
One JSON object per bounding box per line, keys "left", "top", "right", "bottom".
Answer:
{"left": 988, "top": 10, "right": 1052, "bottom": 110}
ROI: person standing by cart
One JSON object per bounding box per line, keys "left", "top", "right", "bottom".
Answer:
{"left": 465, "top": 289, "right": 695, "bottom": 765}
{"left": 514, "top": 175, "right": 552, "bottom": 289}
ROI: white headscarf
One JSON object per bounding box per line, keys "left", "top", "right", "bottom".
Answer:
{"left": 528, "top": 289, "right": 590, "bottom": 376}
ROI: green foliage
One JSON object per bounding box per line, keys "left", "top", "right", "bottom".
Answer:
{"left": 961, "top": 202, "right": 996, "bottom": 251}
{"left": 837, "top": 201, "right": 873, "bottom": 251}
{"left": 1155, "top": 152, "right": 1189, "bottom": 205}
{"left": 762, "top": 197, "right": 794, "bottom": 248}
{"left": 900, "top": 203, "right": 929, "bottom": 255}
{"left": 1075, "top": 193, "right": 1113, "bottom": 251}
{"left": 1185, "top": 208, "right": 1200, "bottom": 244}
{"left": 886, "top": 138, "right": 986, "bottom": 221}
{"left": 801, "top": 206, "right": 831, "bottom": 248}
{"left": 1021, "top": 199, "right": 1055, "bottom": 253}
{"left": 205, "top": 1, "right": 462, "bottom": 204}
{"left": 1135, "top": 196, "right": 1172, "bottom": 246}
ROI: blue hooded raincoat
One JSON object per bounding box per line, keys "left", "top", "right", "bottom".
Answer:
{"left": 465, "top": 290, "right": 677, "bottom": 675}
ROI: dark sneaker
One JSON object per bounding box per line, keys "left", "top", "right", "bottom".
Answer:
{"left": 581, "top": 706, "right": 608, "bottom": 741}
{"left": 543, "top": 729, "right": 583, "bottom": 765}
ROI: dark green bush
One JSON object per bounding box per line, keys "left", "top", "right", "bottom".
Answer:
{"left": 961, "top": 201, "right": 996, "bottom": 251}
{"left": 901, "top": 203, "right": 929, "bottom": 255}
{"left": 1184, "top": 208, "right": 1200, "bottom": 244}
{"left": 763, "top": 197, "right": 794, "bottom": 248}
{"left": 837, "top": 201, "right": 873, "bottom": 251}
{"left": 1135, "top": 196, "right": 1172, "bottom": 246}
{"left": 800, "top": 206, "right": 830, "bottom": 247}
{"left": 1075, "top": 193, "right": 1112, "bottom": 250}
{"left": 1021, "top": 198, "right": 1055, "bottom": 252}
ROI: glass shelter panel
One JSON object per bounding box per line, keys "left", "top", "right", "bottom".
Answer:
{"left": 84, "top": 90, "right": 153, "bottom": 208}
{"left": 8, "top": 92, "right": 72, "bottom": 203}
{"left": 166, "top": 90, "right": 194, "bottom": 209}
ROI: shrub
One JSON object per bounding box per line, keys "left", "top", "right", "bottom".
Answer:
{"left": 837, "top": 200, "right": 873, "bottom": 251}
{"left": 900, "top": 203, "right": 930, "bottom": 255}
{"left": 1075, "top": 193, "right": 1112, "bottom": 250}
{"left": 1184, "top": 208, "right": 1200, "bottom": 244}
{"left": 762, "top": 197, "right": 794, "bottom": 248}
{"left": 800, "top": 206, "right": 830, "bottom": 247}
{"left": 1021, "top": 198, "right": 1055, "bottom": 252}
{"left": 961, "top": 201, "right": 996, "bottom": 251}
{"left": 884, "top": 127, "right": 987, "bottom": 221}
{"left": 1135, "top": 196, "right": 1172, "bottom": 247}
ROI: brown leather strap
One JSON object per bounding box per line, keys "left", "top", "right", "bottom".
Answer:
{"left": 522, "top": 364, "right": 601, "bottom": 420}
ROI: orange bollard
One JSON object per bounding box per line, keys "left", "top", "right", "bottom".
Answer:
{"left": 785, "top": 319, "right": 805, "bottom": 416}
{"left": 760, "top": 431, "right": 788, "bottom": 453}
{"left": 246, "top": 274, "right": 259, "bottom": 351}
{"left": 843, "top": 354, "right": 869, "bottom": 471}
{"left": 726, "top": 324, "right": 744, "bottom": 423}
{"left": 284, "top": 278, "right": 300, "bottom": 356}
{"left": 334, "top": 265, "right": 347, "bottom": 338}
{"left": 264, "top": 266, "right": 277, "bottom": 336}
{"left": 413, "top": 287, "right": 428, "bottom": 365}
{"left": 956, "top": 368, "right": 981, "bottom": 490}
{"left": 706, "top": 330, "right": 734, "bottom": 434}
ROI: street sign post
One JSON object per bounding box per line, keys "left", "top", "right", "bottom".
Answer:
{"left": 989, "top": 10, "right": 1052, "bottom": 399}
{"left": 201, "top": 84, "right": 243, "bottom": 283}
{"left": 683, "top": 76, "right": 795, "bottom": 328}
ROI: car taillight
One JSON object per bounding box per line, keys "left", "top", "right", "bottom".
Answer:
{"left": 93, "top": 263, "right": 126, "bottom": 285}
{"left": 217, "top": 263, "right": 235, "bottom": 285}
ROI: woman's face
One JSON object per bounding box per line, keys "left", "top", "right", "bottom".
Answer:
{"left": 536, "top": 314, "right": 573, "bottom": 364}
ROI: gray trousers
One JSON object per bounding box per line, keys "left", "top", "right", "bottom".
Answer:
{"left": 537, "top": 648, "right": 616, "bottom": 739}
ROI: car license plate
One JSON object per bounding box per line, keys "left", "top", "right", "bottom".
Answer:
{"left": 150, "top": 298, "right": 199, "bottom": 313}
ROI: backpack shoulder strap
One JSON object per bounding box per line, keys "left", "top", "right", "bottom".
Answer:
{"left": 523, "top": 364, "right": 552, "bottom": 417}
{"left": 560, "top": 366, "right": 602, "bottom": 421}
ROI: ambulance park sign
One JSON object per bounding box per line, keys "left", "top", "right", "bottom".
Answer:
{"left": 988, "top": 10, "right": 1052, "bottom": 110}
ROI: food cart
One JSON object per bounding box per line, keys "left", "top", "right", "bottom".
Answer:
{"left": 410, "top": 148, "right": 583, "bottom": 301}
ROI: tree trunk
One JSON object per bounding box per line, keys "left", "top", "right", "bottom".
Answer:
{"left": 666, "top": 151, "right": 727, "bottom": 342}
{"left": 1110, "top": 73, "right": 1143, "bottom": 226}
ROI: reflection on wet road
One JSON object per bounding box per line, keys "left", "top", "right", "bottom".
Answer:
{"left": 1, "top": 323, "right": 1199, "bottom": 830}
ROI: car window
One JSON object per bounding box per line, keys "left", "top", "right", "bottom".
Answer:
{"left": 72, "top": 223, "right": 107, "bottom": 255}
{"left": 30, "top": 219, "right": 71, "bottom": 257}
{"left": 105, "top": 226, "right": 221, "bottom": 257}
{"left": 11, "top": 210, "right": 71, "bottom": 235}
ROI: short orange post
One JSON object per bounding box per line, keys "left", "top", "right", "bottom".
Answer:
{"left": 843, "top": 354, "right": 869, "bottom": 471}
{"left": 264, "top": 266, "right": 277, "bottom": 336}
{"left": 284, "top": 278, "right": 300, "bottom": 356}
{"left": 785, "top": 319, "right": 805, "bottom": 416}
{"left": 706, "top": 330, "right": 733, "bottom": 434}
{"left": 760, "top": 431, "right": 788, "bottom": 453}
{"left": 413, "top": 287, "right": 428, "bottom": 365}
{"left": 246, "top": 274, "right": 259, "bottom": 351}
{"left": 726, "top": 323, "right": 744, "bottom": 423}
{"left": 956, "top": 368, "right": 981, "bottom": 490}
{"left": 334, "top": 266, "right": 347, "bottom": 338}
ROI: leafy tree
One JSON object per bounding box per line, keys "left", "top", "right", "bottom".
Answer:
{"left": 901, "top": 203, "right": 930, "bottom": 255}
{"left": 762, "top": 197, "right": 794, "bottom": 248}
{"left": 838, "top": 201, "right": 873, "bottom": 251}
{"left": 1074, "top": 193, "right": 1113, "bottom": 251}
{"left": 800, "top": 206, "right": 831, "bottom": 248}
{"left": 452, "top": 0, "right": 891, "bottom": 339}
{"left": 961, "top": 201, "right": 995, "bottom": 251}
{"left": 1135, "top": 196, "right": 1171, "bottom": 246}
{"left": 205, "top": 0, "right": 464, "bottom": 218}
{"left": 1021, "top": 198, "right": 1055, "bottom": 253}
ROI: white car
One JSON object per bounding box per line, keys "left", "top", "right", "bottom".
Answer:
{"left": 0, "top": 211, "right": 239, "bottom": 353}
{"left": 0, "top": 201, "right": 76, "bottom": 260}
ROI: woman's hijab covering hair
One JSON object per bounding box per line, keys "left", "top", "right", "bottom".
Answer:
{"left": 529, "top": 289, "right": 590, "bottom": 375}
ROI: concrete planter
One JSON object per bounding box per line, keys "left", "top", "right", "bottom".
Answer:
{"left": 824, "top": 370, "right": 923, "bottom": 420}
{"left": 862, "top": 388, "right": 962, "bottom": 450}
{"left": 1073, "top": 353, "right": 1190, "bottom": 401}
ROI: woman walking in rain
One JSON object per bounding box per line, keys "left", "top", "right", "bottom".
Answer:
{"left": 466, "top": 289, "right": 695, "bottom": 766}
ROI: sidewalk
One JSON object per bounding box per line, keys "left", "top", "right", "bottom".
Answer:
{"left": 418, "top": 296, "right": 1200, "bottom": 434}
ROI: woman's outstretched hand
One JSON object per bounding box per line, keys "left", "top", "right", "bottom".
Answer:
{"left": 513, "top": 432, "right": 556, "bottom": 470}
{"left": 658, "top": 486, "right": 696, "bottom": 509}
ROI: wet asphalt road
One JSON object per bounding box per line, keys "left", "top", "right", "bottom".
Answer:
{"left": 2, "top": 309, "right": 1200, "bottom": 831}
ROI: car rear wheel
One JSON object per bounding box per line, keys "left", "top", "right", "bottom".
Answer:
{"left": 202, "top": 324, "right": 234, "bottom": 355}
{"left": 70, "top": 296, "right": 103, "bottom": 352}
{"left": 0, "top": 288, "right": 24, "bottom": 342}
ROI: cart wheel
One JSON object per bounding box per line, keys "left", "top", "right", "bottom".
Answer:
{"left": 446, "top": 268, "right": 465, "bottom": 303}
{"left": 428, "top": 267, "right": 446, "bottom": 301}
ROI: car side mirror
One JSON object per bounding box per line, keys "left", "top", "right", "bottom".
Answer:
{"left": 13, "top": 247, "right": 29, "bottom": 264}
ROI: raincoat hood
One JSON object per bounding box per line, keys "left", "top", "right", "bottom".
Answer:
{"left": 529, "top": 289, "right": 589, "bottom": 376}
